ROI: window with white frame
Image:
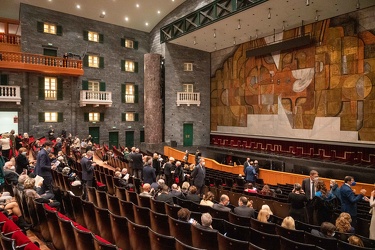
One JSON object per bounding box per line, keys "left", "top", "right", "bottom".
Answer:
{"left": 88, "top": 55, "right": 99, "bottom": 68}
{"left": 125, "top": 39, "right": 134, "bottom": 48}
{"left": 125, "top": 112, "right": 135, "bottom": 121}
{"left": 88, "top": 31, "right": 99, "bottom": 42}
{"left": 44, "top": 77, "right": 57, "bottom": 100}
{"left": 125, "top": 84, "right": 135, "bottom": 103}
{"left": 183, "top": 84, "right": 194, "bottom": 92}
{"left": 43, "top": 23, "right": 56, "bottom": 34}
{"left": 89, "top": 112, "right": 100, "bottom": 122}
{"left": 45, "top": 112, "right": 58, "bottom": 122}
{"left": 88, "top": 81, "right": 99, "bottom": 91}
{"left": 184, "top": 63, "right": 193, "bottom": 71}
{"left": 125, "top": 60, "right": 135, "bottom": 72}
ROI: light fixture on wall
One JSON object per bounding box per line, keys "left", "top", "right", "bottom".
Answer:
{"left": 233, "top": 37, "right": 236, "bottom": 45}
{"left": 255, "top": 29, "right": 258, "bottom": 39}
{"left": 214, "top": 43, "right": 217, "bottom": 51}
{"left": 100, "top": 11, "right": 106, "bottom": 18}
{"left": 237, "top": 19, "right": 241, "bottom": 29}
{"left": 306, "top": 0, "right": 310, "bottom": 6}
{"left": 356, "top": 0, "right": 360, "bottom": 9}
{"left": 193, "top": 36, "right": 197, "bottom": 45}
{"left": 315, "top": 10, "right": 319, "bottom": 21}
{"left": 268, "top": 8, "right": 271, "bottom": 19}
{"left": 282, "top": 21, "right": 285, "bottom": 31}
{"left": 213, "top": 29, "right": 216, "bottom": 38}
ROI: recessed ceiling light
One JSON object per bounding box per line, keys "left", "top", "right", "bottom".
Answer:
{"left": 48, "top": 0, "right": 52, "bottom": 2}
{"left": 76, "top": 4, "right": 80, "bottom": 9}
{"left": 102, "top": 11, "right": 106, "bottom": 15}
{"left": 172, "top": 0, "right": 175, "bottom": 2}
{"left": 125, "top": 17, "right": 129, "bottom": 21}
{"left": 136, "top": 4, "right": 139, "bottom": 8}
{"left": 157, "top": 10, "right": 161, "bottom": 14}
{"left": 145, "top": 22, "right": 149, "bottom": 26}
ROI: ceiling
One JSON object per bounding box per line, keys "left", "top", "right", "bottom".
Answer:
{"left": 1, "top": 0, "right": 375, "bottom": 53}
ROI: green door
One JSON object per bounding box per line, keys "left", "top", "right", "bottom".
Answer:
{"left": 125, "top": 131, "right": 134, "bottom": 148}
{"left": 183, "top": 123, "right": 193, "bottom": 146}
{"left": 89, "top": 127, "right": 100, "bottom": 144}
{"left": 43, "top": 48, "right": 57, "bottom": 57}
{"left": 109, "top": 132, "right": 119, "bottom": 149}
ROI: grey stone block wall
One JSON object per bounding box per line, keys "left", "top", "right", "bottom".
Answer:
{"left": 18, "top": 4, "right": 149, "bottom": 146}
{"left": 164, "top": 43, "right": 211, "bottom": 146}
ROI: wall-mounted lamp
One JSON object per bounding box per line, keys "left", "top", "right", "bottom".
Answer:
{"left": 268, "top": 8, "right": 271, "bottom": 19}
{"left": 255, "top": 29, "right": 258, "bottom": 39}
{"left": 233, "top": 37, "right": 236, "bottom": 45}
{"left": 237, "top": 19, "right": 241, "bottom": 29}
{"left": 214, "top": 43, "right": 217, "bottom": 51}
{"left": 306, "top": 0, "right": 310, "bottom": 6}
{"left": 356, "top": 0, "right": 360, "bottom": 9}
{"left": 213, "top": 29, "right": 216, "bottom": 38}
{"left": 193, "top": 36, "right": 197, "bottom": 45}
{"left": 282, "top": 21, "right": 285, "bottom": 31}
{"left": 315, "top": 10, "right": 319, "bottom": 21}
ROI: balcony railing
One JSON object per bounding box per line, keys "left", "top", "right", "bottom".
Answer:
{"left": 80, "top": 90, "right": 112, "bottom": 107}
{"left": 0, "top": 33, "right": 21, "bottom": 45}
{"left": 0, "top": 85, "right": 21, "bottom": 105}
{"left": 0, "top": 51, "right": 84, "bottom": 76}
{"left": 176, "top": 92, "right": 200, "bottom": 106}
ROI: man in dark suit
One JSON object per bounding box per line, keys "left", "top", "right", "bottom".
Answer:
{"left": 340, "top": 176, "right": 367, "bottom": 229}
{"left": 155, "top": 184, "right": 174, "bottom": 204}
{"left": 81, "top": 150, "right": 96, "bottom": 200}
{"left": 301, "top": 169, "right": 319, "bottom": 223}
{"left": 212, "top": 194, "right": 231, "bottom": 212}
{"left": 163, "top": 157, "right": 174, "bottom": 187}
{"left": 243, "top": 157, "right": 250, "bottom": 174}
{"left": 234, "top": 196, "right": 255, "bottom": 218}
{"left": 34, "top": 141, "right": 55, "bottom": 194}
{"left": 129, "top": 148, "right": 143, "bottom": 179}
{"left": 143, "top": 156, "right": 156, "bottom": 184}
{"left": 191, "top": 158, "right": 206, "bottom": 195}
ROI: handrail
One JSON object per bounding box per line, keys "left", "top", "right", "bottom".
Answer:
{"left": 80, "top": 90, "right": 113, "bottom": 107}
{"left": 0, "top": 33, "right": 21, "bottom": 45}
{"left": 176, "top": 92, "right": 201, "bottom": 106}
{"left": 0, "top": 50, "right": 82, "bottom": 69}
{"left": 164, "top": 146, "right": 374, "bottom": 194}
{"left": 0, "top": 85, "right": 21, "bottom": 104}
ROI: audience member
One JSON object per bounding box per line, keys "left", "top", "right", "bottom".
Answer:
{"left": 288, "top": 183, "right": 308, "bottom": 222}
{"left": 139, "top": 183, "right": 153, "bottom": 197}
{"left": 181, "top": 181, "right": 190, "bottom": 197}
{"left": 281, "top": 216, "right": 295, "bottom": 230}
{"left": 143, "top": 156, "right": 156, "bottom": 184}
{"left": 335, "top": 212, "right": 355, "bottom": 233}
{"left": 200, "top": 191, "right": 214, "bottom": 207}
{"left": 311, "top": 222, "right": 336, "bottom": 238}
{"left": 212, "top": 194, "right": 231, "bottom": 212}
{"left": 194, "top": 213, "right": 216, "bottom": 231}
{"left": 173, "top": 161, "right": 184, "bottom": 186}
{"left": 170, "top": 184, "right": 183, "bottom": 198}
{"left": 155, "top": 184, "right": 174, "bottom": 205}
{"left": 261, "top": 204, "right": 273, "bottom": 215}
{"left": 348, "top": 235, "right": 364, "bottom": 247}
{"left": 260, "top": 184, "right": 274, "bottom": 196}
{"left": 244, "top": 183, "right": 257, "bottom": 193}
{"left": 368, "top": 190, "right": 375, "bottom": 240}
{"left": 34, "top": 141, "right": 56, "bottom": 194}
{"left": 257, "top": 209, "right": 270, "bottom": 223}
{"left": 234, "top": 196, "right": 255, "bottom": 218}
{"left": 191, "top": 158, "right": 206, "bottom": 195}
{"left": 186, "top": 186, "right": 201, "bottom": 203}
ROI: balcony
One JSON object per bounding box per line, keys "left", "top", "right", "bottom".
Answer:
{"left": 0, "top": 34, "right": 21, "bottom": 52}
{"left": 0, "top": 85, "right": 21, "bottom": 105}
{"left": 0, "top": 51, "right": 83, "bottom": 76}
{"left": 176, "top": 92, "right": 200, "bottom": 106}
{"left": 80, "top": 90, "right": 112, "bottom": 107}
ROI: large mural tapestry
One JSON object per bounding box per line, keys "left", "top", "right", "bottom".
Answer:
{"left": 211, "top": 10, "right": 375, "bottom": 142}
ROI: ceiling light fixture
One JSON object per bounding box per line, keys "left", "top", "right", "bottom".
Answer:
{"left": 99, "top": 11, "right": 105, "bottom": 18}
{"left": 315, "top": 10, "right": 319, "bottom": 21}
{"left": 214, "top": 29, "right": 216, "bottom": 38}
{"left": 356, "top": 0, "right": 360, "bottom": 9}
{"left": 193, "top": 37, "right": 197, "bottom": 45}
{"left": 76, "top": 4, "right": 80, "bottom": 9}
{"left": 238, "top": 19, "right": 241, "bottom": 29}
{"left": 306, "top": 0, "right": 310, "bottom": 6}
{"left": 125, "top": 17, "right": 129, "bottom": 21}
{"left": 282, "top": 21, "right": 285, "bottom": 31}
{"left": 268, "top": 8, "right": 271, "bottom": 19}
{"left": 233, "top": 37, "right": 236, "bottom": 45}
{"left": 145, "top": 22, "right": 149, "bottom": 26}
{"left": 157, "top": 10, "right": 161, "bottom": 14}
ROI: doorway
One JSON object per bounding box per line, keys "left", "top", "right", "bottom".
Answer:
{"left": 109, "top": 132, "right": 119, "bottom": 149}
{"left": 183, "top": 123, "right": 193, "bottom": 146}
{"left": 88, "top": 127, "right": 100, "bottom": 144}
{"left": 125, "top": 131, "right": 134, "bottom": 148}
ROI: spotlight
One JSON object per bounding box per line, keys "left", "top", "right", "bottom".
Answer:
{"left": 268, "top": 8, "right": 271, "bottom": 19}
{"left": 213, "top": 29, "right": 216, "bottom": 38}
{"left": 193, "top": 37, "right": 197, "bottom": 45}
{"left": 237, "top": 19, "right": 241, "bottom": 29}
{"left": 306, "top": 0, "right": 309, "bottom": 6}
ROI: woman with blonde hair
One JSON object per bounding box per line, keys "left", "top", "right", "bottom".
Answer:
{"left": 200, "top": 191, "right": 214, "bottom": 207}
{"left": 348, "top": 235, "right": 364, "bottom": 247}
{"left": 281, "top": 216, "right": 295, "bottom": 230}
{"left": 257, "top": 209, "right": 270, "bottom": 223}
{"left": 335, "top": 212, "right": 355, "bottom": 233}
{"left": 261, "top": 204, "right": 273, "bottom": 215}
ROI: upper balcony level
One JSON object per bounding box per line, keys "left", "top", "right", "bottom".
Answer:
{"left": 0, "top": 33, "right": 21, "bottom": 52}
{"left": 0, "top": 51, "right": 84, "bottom": 76}
{"left": 80, "top": 90, "right": 112, "bottom": 107}
{"left": 176, "top": 92, "right": 201, "bottom": 106}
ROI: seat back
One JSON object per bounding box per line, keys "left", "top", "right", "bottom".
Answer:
{"left": 148, "top": 228, "right": 176, "bottom": 250}
{"left": 104, "top": 174, "right": 115, "bottom": 195}
{"left": 165, "top": 202, "right": 181, "bottom": 219}
{"left": 34, "top": 201, "right": 51, "bottom": 241}
{"left": 175, "top": 238, "right": 206, "bottom": 250}
{"left": 228, "top": 211, "right": 251, "bottom": 227}
{"left": 56, "top": 215, "right": 76, "bottom": 250}
{"left": 95, "top": 189, "right": 108, "bottom": 209}
{"left": 69, "top": 192, "right": 86, "bottom": 227}
{"left": 126, "top": 190, "right": 138, "bottom": 205}
{"left": 87, "top": 186, "right": 97, "bottom": 205}
{"left": 137, "top": 195, "right": 151, "bottom": 208}
{"left": 249, "top": 227, "right": 280, "bottom": 250}
{"left": 0, "top": 233, "right": 15, "bottom": 250}
{"left": 44, "top": 208, "right": 64, "bottom": 250}
{"left": 250, "top": 217, "right": 276, "bottom": 234}
{"left": 72, "top": 223, "right": 94, "bottom": 250}
{"left": 271, "top": 200, "right": 291, "bottom": 218}
{"left": 223, "top": 220, "right": 250, "bottom": 241}
{"left": 280, "top": 236, "right": 317, "bottom": 250}
{"left": 295, "top": 220, "right": 321, "bottom": 233}
{"left": 217, "top": 232, "right": 248, "bottom": 250}
{"left": 150, "top": 210, "right": 170, "bottom": 236}
{"left": 94, "top": 205, "right": 114, "bottom": 243}
{"left": 127, "top": 218, "right": 150, "bottom": 250}
{"left": 151, "top": 198, "right": 166, "bottom": 214}
{"left": 133, "top": 204, "right": 151, "bottom": 227}
{"left": 119, "top": 199, "right": 134, "bottom": 222}
{"left": 168, "top": 216, "right": 192, "bottom": 245}
{"left": 109, "top": 212, "right": 130, "bottom": 250}
{"left": 209, "top": 206, "right": 229, "bottom": 221}
{"left": 304, "top": 231, "right": 338, "bottom": 249}
{"left": 106, "top": 193, "right": 120, "bottom": 215}
{"left": 191, "top": 225, "right": 218, "bottom": 250}
{"left": 114, "top": 185, "right": 127, "bottom": 201}
{"left": 82, "top": 199, "right": 99, "bottom": 235}
{"left": 275, "top": 224, "right": 305, "bottom": 243}
{"left": 93, "top": 235, "right": 118, "bottom": 250}
{"left": 337, "top": 239, "right": 374, "bottom": 250}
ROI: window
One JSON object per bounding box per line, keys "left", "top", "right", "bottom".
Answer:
{"left": 0, "top": 74, "right": 9, "bottom": 85}
{"left": 37, "top": 22, "right": 62, "bottom": 35}
{"left": 84, "top": 112, "right": 104, "bottom": 122}
{"left": 44, "top": 77, "right": 57, "bottom": 100}
{"left": 38, "top": 112, "right": 63, "bottom": 122}
{"left": 122, "top": 112, "right": 139, "bottom": 122}
{"left": 45, "top": 112, "right": 58, "bottom": 122}
{"left": 88, "top": 81, "right": 99, "bottom": 91}
{"left": 184, "top": 63, "right": 193, "bottom": 71}
{"left": 121, "top": 38, "right": 138, "bottom": 49}
{"left": 125, "top": 60, "right": 134, "bottom": 72}
{"left": 88, "top": 31, "right": 99, "bottom": 42}
{"left": 125, "top": 84, "right": 135, "bottom": 103}
{"left": 88, "top": 55, "right": 99, "bottom": 68}
{"left": 38, "top": 77, "right": 63, "bottom": 100}
{"left": 89, "top": 112, "right": 100, "bottom": 122}
{"left": 183, "top": 84, "right": 194, "bottom": 92}
{"left": 44, "top": 23, "right": 56, "bottom": 34}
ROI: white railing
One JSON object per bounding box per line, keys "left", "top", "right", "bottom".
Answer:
{"left": 80, "top": 90, "right": 112, "bottom": 107}
{"left": 0, "top": 85, "right": 21, "bottom": 104}
{"left": 176, "top": 92, "right": 200, "bottom": 106}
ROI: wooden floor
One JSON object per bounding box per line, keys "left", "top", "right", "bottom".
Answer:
{"left": 27, "top": 230, "right": 50, "bottom": 250}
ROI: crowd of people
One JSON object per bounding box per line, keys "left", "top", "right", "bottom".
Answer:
{"left": 0, "top": 128, "right": 375, "bottom": 248}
